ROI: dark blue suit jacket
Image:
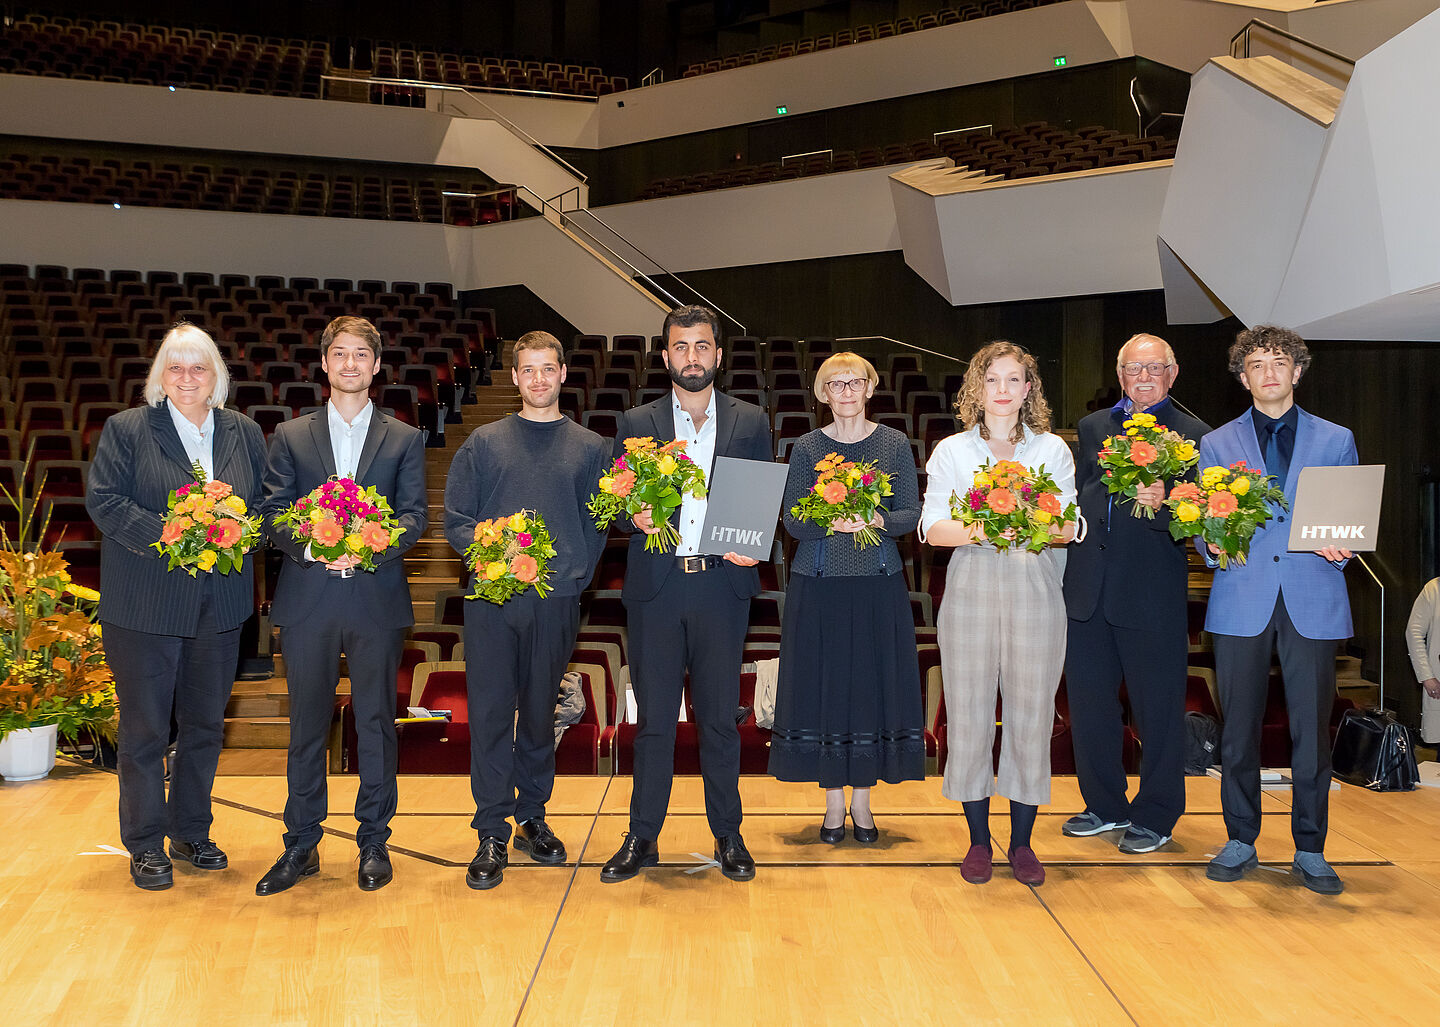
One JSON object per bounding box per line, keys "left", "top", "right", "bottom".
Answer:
{"left": 613, "top": 392, "right": 774, "bottom": 602}
{"left": 86, "top": 402, "right": 267, "bottom": 636}
{"left": 261, "top": 408, "right": 427, "bottom": 630}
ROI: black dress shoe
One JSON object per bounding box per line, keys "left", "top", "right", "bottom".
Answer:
{"left": 714, "top": 835, "right": 756, "bottom": 881}
{"left": 850, "top": 809, "right": 879, "bottom": 844}
{"left": 358, "top": 843, "right": 393, "bottom": 891}
{"left": 130, "top": 849, "right": 173, "bottom": 891}
{"left": 819, "top": 812, "right": 846, "bottom": 845}
{"left": 168, "top": 838, "right": 228, "bottom": 870}
{"left": 600, "top": 834, "right": 658, "bottom": 883}
{"left": 255, "top": 846, "right": 319, "bottom": 896}
{"left": 513, "top": 818, "right": 567, "bottom": 865}
{"left": 466, "top": 836, "right": 508, "bottom": 890}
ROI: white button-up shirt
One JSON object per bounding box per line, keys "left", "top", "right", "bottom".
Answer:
{"left": 671, "top": 389, "right": 717, "bottom": 556}
{"left": 327, "top": 400, "right": 373, "bottom": 479}
{"left": 167, "top": 402, "right": 215, "bottom": 481}
{"left": 919, "top": 423, "right": 1078, "bottom": 541}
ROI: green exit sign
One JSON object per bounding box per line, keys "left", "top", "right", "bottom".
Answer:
{"left": 1053, "top": 55, "right": 1067, "bottom": 67}
{"left": 776, "top": 105, "right": 788, "bottom": 115}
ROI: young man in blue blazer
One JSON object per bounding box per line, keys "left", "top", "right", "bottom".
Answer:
{"left": 1199, "top": 326, "right": 1357, "bottom": 895}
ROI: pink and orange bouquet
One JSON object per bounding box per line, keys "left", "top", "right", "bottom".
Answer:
{"left": 948, "top": 459, "right": 1076, "bottom": 553}
{"left": 464, "top": 510, "right": 556, "bottom": 603}
{"left": 271, "top": 476, "right": 402, "bottom": 572}
{"left": 1097, "top": 410, "right": 1200, "bottom": 518}
{"left": 1164, "top": 461, "right": 1287, "bottom": 569}
{"left": 151, "top": 463, "right": 261, "bottom": 575}
{"left": 789, "top": 452, "right": 893, "bottom": 548}
{"left": 588, "top": 436, "right": 708, "bottom": 554}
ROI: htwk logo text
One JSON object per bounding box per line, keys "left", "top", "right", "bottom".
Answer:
{"left": 711, "top": 527, "right": 765, "bottom": 545}
{"left": 1300, "top": 525, "right": 1366, "bottom": 540}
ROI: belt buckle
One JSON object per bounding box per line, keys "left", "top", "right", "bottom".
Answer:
{"left": 680, "top": 555, "right": 707, "bottom": 573}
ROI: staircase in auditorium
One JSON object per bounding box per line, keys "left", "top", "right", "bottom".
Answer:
{"left": 219, "top": 343, "right": 520, "bottom": 773}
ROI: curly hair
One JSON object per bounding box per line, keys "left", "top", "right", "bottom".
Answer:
{"left": 954, "top": 340, "right": 1052, "bottom": 444}
{"left": 1227, "top": 325, "right": 1312, "bottom": 381}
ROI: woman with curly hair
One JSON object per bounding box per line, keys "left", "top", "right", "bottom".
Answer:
{"left": 919, "top": 341, "right": 1080, "bottom": 887}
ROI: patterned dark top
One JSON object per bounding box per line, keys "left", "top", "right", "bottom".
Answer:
{"left": 781, "top": 425, "right": 920, "bottom": 578}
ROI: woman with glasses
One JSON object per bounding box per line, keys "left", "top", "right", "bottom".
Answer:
{"left": 768, "top": 352, "right": 925, "bottom": 842}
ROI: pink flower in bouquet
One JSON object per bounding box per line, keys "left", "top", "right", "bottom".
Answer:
{"left": 175, "top": 484, "right": 194, "bottom": 498}
{"left": 820, "top": 480, "right": 849, "bottom": 504}
{"left": 967, "top": 489, "right": 984, "bottom": 511}
{"left": 313, "top": 518, "right": 344, "bottom": 547}
{"left": 509, "top": 554, "right": 539, "bottom": 583}
{"left": 616, "top": 457, "right": 627, "bottom": 470}
{"left": 359, "top": 521, "right": 390, "bottom": 553}
{"left": 203, "top": 480, "right": 233, "bottom": 500}
{"left": 861, "top": 473, "right": 875, "bottom": 485}
{"left": 516, "top": 532, "right": 534, "bottom": 548}
{"left": 296, "top": 498, "right": 310, "bottom": 512}
{"left": 299, "top": 522, "right": 313, "bottom": 537}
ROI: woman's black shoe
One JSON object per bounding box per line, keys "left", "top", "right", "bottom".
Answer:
{"left": 851, "top": 809, "right": 879, "bottom": 844}
{"left": 819, "top": 811, "right": 846, "bottom": 844}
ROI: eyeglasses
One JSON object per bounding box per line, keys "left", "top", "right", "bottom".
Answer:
{"left": 1120, "top": 361, "right": 1172, "bottom": 377}
{"left": 825, "top": 378, "right": 868, "bottom": 394}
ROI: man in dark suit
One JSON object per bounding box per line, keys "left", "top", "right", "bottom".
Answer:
{"left": 255, "top": 316, "right": 427, "bottom": 895}
{"left": 599, "top": 305, "right": 774, "bottom": 884}
{"left": 1062, "top": 333, "right": 1211, "bottom": 854}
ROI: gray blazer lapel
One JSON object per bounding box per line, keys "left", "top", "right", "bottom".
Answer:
{"left": 355, "top": 411, "right": 387, "bottom": 483}
{"left": 149, "top": 402, "right": 200, "bottom": 477}
{"left": 308, "top": 411, "right": 339, "bottom": 478}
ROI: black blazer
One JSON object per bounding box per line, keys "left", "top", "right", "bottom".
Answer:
{"left": 86, "top": 402, "right": 268, "bottom": 636}
{"left": 261, "top": 408, "right": 428, "bottom": 630}
{"left": 1062, "top": 400, "right": 1212, "bottom": 632}
{"left": 614, "top": 391, "right": 774, "bottom": 602}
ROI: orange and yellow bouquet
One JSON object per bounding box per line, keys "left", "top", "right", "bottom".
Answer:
{"left": 588, "top": 436, "right": 708, "bottom": 554}
{"left": 1164, "top": 461, "right": 1287, "bottom": 569}
{"left": 152, "top": 462, "right": 261, "bottom": 575}
{"left": 1097, "top": 410, "right": 1200, "bottom": 518}
{"left": 271, "top": 476, "right": 402, "bottom": 572}
{"left": 464, "top": 510, "right": 556, "bottom": 603}
{"left": 948, "top": 459, "right": 1075, "bottom": 553}
{"left": 789, "top": 452, "right": 893, "bottom": 548}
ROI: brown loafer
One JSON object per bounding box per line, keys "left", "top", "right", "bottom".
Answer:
{"left": 960, "top": 843, "right": 993, "bottom": 884}
{"left": 1007, "top": 845, "right": 1046, "bottom": 886}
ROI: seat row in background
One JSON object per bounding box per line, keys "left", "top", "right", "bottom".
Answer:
{"left": 637, "top": 123, "right": 1176, "bottom": 199}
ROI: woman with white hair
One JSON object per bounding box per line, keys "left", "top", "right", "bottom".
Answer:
{"left": 86, "top": 323, "right": 267, "bottom": 891}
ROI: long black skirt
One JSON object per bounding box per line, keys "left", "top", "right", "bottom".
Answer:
{"left": 767, "top": 571, "right": 926, "bottom": 788}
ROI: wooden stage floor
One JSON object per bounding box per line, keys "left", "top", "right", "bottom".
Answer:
{"left": 4, "top": 760, "right": 1439, "bottom": 1025}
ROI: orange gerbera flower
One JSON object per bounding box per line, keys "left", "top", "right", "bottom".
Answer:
{"left": 509, "top": 554, "right": 539, "bottom": 583}
{"left": 360, "top": 521, "right": 391, "bottom": 553}
{"left": 203, "top": 480, "right": 233, "bottom": 500}
{"left": 986, "top": 488, "right": 1018, "bottom": 515}
{"left": 312, "top": 517, "right": 344, "bottom": 547}
{"left": 1168, "top": 482, "right": 1203, "bottom": 503}
{"left": 820, "top": 480, "right": 849, "bottom": 505}
{"left": 160, "top": 518, "right": 188, "bottom": 545}
{"left": 1036, "top": 492, "right": 1062, "bottom": 515}
{"left": 1206, "top": 491, "right": 1239, "bottom": 518}
{"left": 1129, "top": 440, "right": 1158, "bottom": 467}
{"left": 611, "top": 469, "right": 637, "bottom": 498}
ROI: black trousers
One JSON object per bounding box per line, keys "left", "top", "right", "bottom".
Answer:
{"left": 463, "top": 590, "right": 580, "bottom": 840}
{"left": 1065, "top": 612, "right": 1188, "bottom": 834}
{"left": 626, "top": 567, "right": 749, "bottom": 840}
{"left": 1213, "top": 597, "right": 1337, "bottom": 852}
{"left": 280, "top": 608, "right": 403, "bottom": 850}
{"left": 104, "top": 590, "right": 240, "bottom": 855}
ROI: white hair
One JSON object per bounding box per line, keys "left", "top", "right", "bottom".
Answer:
{"left": 145, "top": 323, "right": 230, "bottom": 409}
{"left": 1115, "top": 333, "right": 1177, "bottom": 376}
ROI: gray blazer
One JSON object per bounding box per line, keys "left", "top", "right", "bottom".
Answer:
{"left": 86, "top": 402, "right": 268, "bottom": 636}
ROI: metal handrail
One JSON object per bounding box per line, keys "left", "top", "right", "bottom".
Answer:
{"left": 319, "top": 73, "right": 590, "bottom": 184}
{"left": 640, "top": 67, "right": 663, "bottom": 87}
{"left": 933, "top": 124, "right": 993, "bottom": 143}
{"left": 566, "top": 206, "right": 747, "bottom": 333}
{"left": 1128, "top": 77, "right": 1184, "bottom": 138}
{"left": 781, "top": 148, "right": 833, "bottom": 166}
{"left": 835, "top": 335, "right": 966, "bottom": 365}
{"left": 1229, "top": 19, "right": 1356, "bottom": 67}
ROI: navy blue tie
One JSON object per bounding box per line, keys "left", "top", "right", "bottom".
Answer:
{"left": 1263, "top": 421, "right": 1290, "bottom": 489}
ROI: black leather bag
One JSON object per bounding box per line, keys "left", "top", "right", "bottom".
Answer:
{"left": 1331, "top": 708, "right": 1418, "bottom": 791}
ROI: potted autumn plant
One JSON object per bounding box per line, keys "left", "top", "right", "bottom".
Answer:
{"left": 0, "top": 461, "right": 117, "bottom": 782}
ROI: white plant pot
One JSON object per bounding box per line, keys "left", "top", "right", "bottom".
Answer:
{"left": 0, "top": 724, "right": 59, "bottom": 782}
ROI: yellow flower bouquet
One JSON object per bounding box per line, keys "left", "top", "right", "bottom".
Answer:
{"left": 789, "top": 452, "right": 893, "bottom": 548}
{"left": 588, "top": 437, "right": 708, "bottom": 554}
{"left": 152, "top": 462, "right": 261, "bottom": 575}
{"left": 272, "top": 476, "right": 402, "bottom": 572}
{"left": 463, "top": 510, "right": 556, "bottom": 604}
{"left": 1097, "top": 411, "right": 1200, "bottom": 519}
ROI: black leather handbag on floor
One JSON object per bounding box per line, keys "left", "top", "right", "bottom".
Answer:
{"left": 1331, "top": 707, "right": 1419, "bottom": 791}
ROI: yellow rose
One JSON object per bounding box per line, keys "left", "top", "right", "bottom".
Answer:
{"left": 598, "top": 476, "right": 614, "bottom": 494}
{"left": 345, "top": 534, "right": 366, "bottom": 554}
{"left": 308, "top": 507, "right": 326, "bottom": 524}
{"left": 656, "top": 454, "right": 678, "bottom": 476}
{"left": 509, "top": 513, "right": 527, "bottom": 531}
{"left": 196, "top": 550, "right": 218, "bottom": 572}
{"left": 1229, "top": 476, "right": 1250, "bottom": 496}
{"left": 1033, "top": 510, "right": 1053, "bottom": 524}
{"left": 1175, "top": 443, "right": 1197, "bottom": 462}
{"left": 973, "top": 471, "right": 992, "bottom": 488}
{"left": 222, "top": 495, "right": 248, "bottom": 514}
{"left": 847, "top": 468, "right": 863, "bottom": 483}
{"left": 1126, "top": 427, "right": 1139, "bottom": 436}
{"left": 1175, "top": 502, "right": 1201, "bottom": 523}
{"left": 484, "top": 561, "right": 507, "bottom": 580}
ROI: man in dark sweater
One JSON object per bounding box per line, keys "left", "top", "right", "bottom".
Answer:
{"left": 443, "top": 330, "right": 611, "bottom": 889}
{"left": 1061, "top": 333, "right": 1211, "bottom": 855}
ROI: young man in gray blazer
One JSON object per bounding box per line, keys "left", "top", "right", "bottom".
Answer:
{"left": 256, "top": 316, "right": 427, "bottom": 895}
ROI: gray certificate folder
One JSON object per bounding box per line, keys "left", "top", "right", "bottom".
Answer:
{"left": 1286, "top": 464, "right": 1385, "bottom": 552}
{"left": 699, "top": 456, "right": 789, "bottom": 561}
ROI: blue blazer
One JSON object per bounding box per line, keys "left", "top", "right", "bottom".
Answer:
{"left": 1198, "top": 405, "right": 1357, "bottom": 640}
